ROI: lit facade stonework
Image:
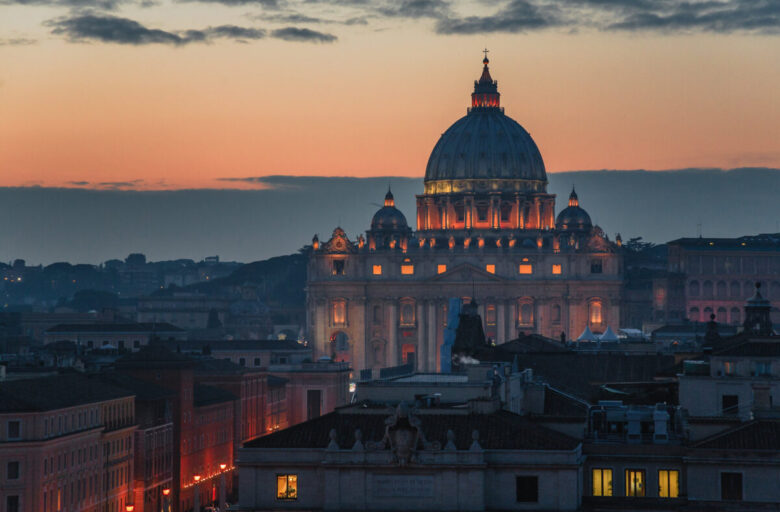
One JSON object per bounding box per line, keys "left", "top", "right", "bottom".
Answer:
{"left": 307, "top": 57, "right": 622, "bottom": 372}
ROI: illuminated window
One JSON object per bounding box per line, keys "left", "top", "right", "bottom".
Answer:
{"left": 332, "top": 260, "right": 345, "bottom": 276}
{"left": 400, "top": 300, "right": 416, "bottom": 327}
{"left": 518, "top": 302, "right": 533, "bottom": 325}
{"left": 519, "top": 264, "right": 533, "bottom": 275}
{"left": 332, "top": 300, "right": 346, "bottom": 326}
{"left": 625, "top": 469, "right": 645, "bottom": 497}
{"left": 589, "top": 300, "right": 602, "bottom": 325}
{"left": 592, "top": 468, "right": 613, "bottom": 497}
{"left": 401, "top": 264, "right": 414, "bottom": 275}
{"left": 372, "top": 265, "right": 382, "bottom": 275}
{"left": 485, "top": 264, "right": 496, "bottom": 274}
{"left": 723, "top": 361, "right": 736, "bottom": 376}
{"left": 486, "top": 304, "right": 496, "bottom": 326}
{"left": 552, "top": 264, "right": 562, "bottom": 275}
{"left": 437, "top": 264, "right": 447, "bottom": 274}
{"left": 276, "top": 474, "right": 297, "bottom": 500}
{"left": 658, "top": 470, "right": 679, "bottom": 498}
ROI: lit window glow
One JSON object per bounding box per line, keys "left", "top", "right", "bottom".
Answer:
{"left": 658, "top": 470, "right": 679, "bottom": 498}
{"left": 519, "top": 264, "right": 533, "bottom": 275}
{"left": 277, "top": 474, "right": 297, "bottom": 500}
{"left": 485, "top": 264, "right": 495, "bottom": 274}
{"left": 552, "top": 264, "right": 562, "bottom": 275}
{"left": 625, "top": 470, "right": 645, "bottom": 497}
{"left": 592, "top": 468, "right": 613, "bottom": 497}
{"left": 437, "top": 264, "right": 447, "bottom": 274}
{"left": 372, "top": 265, "right": 382, "bottom": 275}
{"left": 401, "top": 265, "right": 414, "bottom": 275}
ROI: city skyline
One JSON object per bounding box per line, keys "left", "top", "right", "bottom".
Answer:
{"left": 2, "top": 1, "right": 780, "bottom": 190}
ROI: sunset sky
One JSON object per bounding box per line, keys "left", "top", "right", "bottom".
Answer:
{"left": 1, "top": 0, "right": 779, "bottom": 190}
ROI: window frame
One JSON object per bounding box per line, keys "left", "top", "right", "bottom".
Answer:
{"left": 6, "top": 420, "right": 21, "bottom": 440}
{"left": 624, "top": 469, "right": 646, "bottom": 497}
{"left": 515, "top": 475, "right": 539, "bottom": 503}
{"left": 658, "top": 469, "right": 679, "bottom": 498}
{"left": 720, "top": 472, "right": 743, "bottom": 501}
{"left": 7, "top": 461, "right": 20, "bottom": 480}
{"left": 551, "top": 264, "right": 562, "bottom": 275}
{"left": 591, "top": 468, "right": 613, "bottom": 497}
{"left": 276, "top": 473, "right": 298, "bottom": 500}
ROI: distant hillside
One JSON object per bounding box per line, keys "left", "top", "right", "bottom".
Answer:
{"left": 1, "top": 168, "right": 778, "bottom": 264}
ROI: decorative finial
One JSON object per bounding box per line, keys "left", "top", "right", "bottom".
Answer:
{"left": 482, "top": 47, "right": 489, "bottom": 64}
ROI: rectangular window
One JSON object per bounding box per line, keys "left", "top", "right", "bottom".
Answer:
{"left": 755, "top": 361, "right": 771, "bottom": 376}
{"left": 6, "top": 496, "right": 19, "bottom": 512}
{"left": 592, "top": 468, "right": 613, "bottom": 497}
{"left": 332, "top": 260, "right": 345, "bottom": 276}
{"left": 723, "top": 361, "right": 736, "bottom": 375}
{"left": 253, "top": 358, "right": 261, "bottom": 367}
{"left": 721, "top": 472, "right": 742, "bottom": 501}
{"left": 552, "top": 264, "right": 562, "bottom": 275}
{"left": 372, "top": 265, "right": 382, "bottom": 275}
{"left": 401, "top": 264, "right": 414, "bottom": 275}
{"left": 437, "top": 264, "right": 447, "bottom": 274}
{"left": 7, "top": 461, "right": 20, "bottom": 480}
{"left": 590, "top": 260, "right": 603, "bottom": 274}
{"left": 306, "top": 390, "right": 322, "bottom": 420}
{"left": 515, "top": 476, "right": 538, "bottom": 503}
{"left": 658, "top": 470, "right": 679, "bottom": 498}
{"left": 7, "top": 420, "right": 20, "bottom": 439}
{"left": 518, "top": 264, "right": 533, "bottom": 275}
{"left": 332, "top": 300, "right": 347, "bottom": 326}
{"left": 276, "top": 474, "right": 298, "bottom": 500}
{"left": 625, "top": 469, "right": 645, "bottom": 497}
{"left": 485, "top": 264, "right": 496, "bottom": 274}
{"left": 722, "top": 394, "right": 739, "bottom": 415}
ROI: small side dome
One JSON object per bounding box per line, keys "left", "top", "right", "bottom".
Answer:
{"left": 370, "top": 188, "right": 409, "bottom": 232}
{"left": 556, "top": 188, "right": 592, "bottom": 231}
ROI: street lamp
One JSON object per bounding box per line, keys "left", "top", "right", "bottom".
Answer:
{"left": 161, "top": 488, "right": 170, "bottom": 512}
{"left": 126, "top": 505, "right": 134, "bottom": 512}
{"left": 218, "top": 464, "right": 227, "bottom": 512}
{"left": 193, "top": 476, "right": 201, "bottom": 512}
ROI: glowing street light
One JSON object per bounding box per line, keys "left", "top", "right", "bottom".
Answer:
{"left": 193, "top": 475, "right": 201, "bottom": 512}
{"left": 219, "top": 464, "right": 227, "bottom": 512}
{"left": 126, "top": 505, "right": 134, "bottom": 512}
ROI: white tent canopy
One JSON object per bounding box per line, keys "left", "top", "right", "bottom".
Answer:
{"left": 599, "top": 326, "right": 619, "bottom": 342}
{"left": 577, "top": 326, "right": 597, "bottom": 342}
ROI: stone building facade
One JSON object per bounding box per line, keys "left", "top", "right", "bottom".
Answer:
{"left": 307, "top": 56, "right": 622, "bottom": 373}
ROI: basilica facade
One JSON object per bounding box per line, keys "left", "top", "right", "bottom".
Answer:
{"left": 307, "top": 56, "right": 623, "bottom": 372}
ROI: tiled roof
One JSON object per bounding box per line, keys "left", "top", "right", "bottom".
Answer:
{"left": 488, "top": 334, "right": 570, "bottom": 354}
{"left": 194, "top": 384, "right": 236, "bottom": 407}
{"left": 693, "top": 420, "right": 780, "bottom": 451}
{"left": 0, "top": 374, "right": 134, "bottom": 412}
{"left": 47, "top": 322, "right": 184, "bottom": 333}
{"left": 115, "top": 343, "right": 194, "bottom": 367}
{"left": 244, "top": 406, "right": 580, "bottom": 451}
{"left": 94, "top": 372, "right": 175, "bottom": 401}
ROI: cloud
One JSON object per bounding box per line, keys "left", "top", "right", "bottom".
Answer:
{"left": 0, "top": 0, "right": 128, "bottom": 10}
{"left": 270, "top": 26, "right": 337, "bottom": 42}
{"left": 66, "top": 181, "right": 91, "bottom": 186}
{"left": 97, "top": 179, "right": 145, "bottom": 189}
{"left": 257, "top": 12, "right": 368, "bottom": 25}
{"left": 46, "top": 14, "right": 267, "bottom": 44}
{"left": 178, "top": 0, "right": 279, "bottom": 6}
{"left": 0, "top": 37, "right": 37, "bottom": 45}
{"left": 376, "top": 0, "right": 451, "bottom": 19}
{"left": 435, "top": 0, "right": 561, "bottom": 34}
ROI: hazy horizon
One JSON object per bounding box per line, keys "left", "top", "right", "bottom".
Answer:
{"left": 2, "top": 168, "right": 779, "bottom": 266}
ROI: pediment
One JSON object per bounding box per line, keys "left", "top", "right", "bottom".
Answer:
{"left": 428, "top": 263, "right": 505, "bottom": 283}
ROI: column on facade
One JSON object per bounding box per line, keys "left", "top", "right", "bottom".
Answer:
{"left": 509, "top": 300, "right": 517, "bottom": 340}
{"left": 465, "top": 196, "right": 472, "bottom": 229}
{"left": 316, "top": 299, "right": 327, "bottom": 359}
{"left": 497, "top": 301, "right": 506, "bottom": 344}
{"left": 427, "top": 301, "right": 437, "bottom": 372}
{"left": 416, "top": 198, "right": 423, "bottom": 231}
{"left": 353, "top": 298, "right": 366, "bottom": 371}
{"left": 444, "top": 197, "right": 452, "bottom": 229}
{"left": 416, "top": 301, "right": 427, "bottom": 372}
{"left": 387, "top": 301, "right": 398, "bottom": 367}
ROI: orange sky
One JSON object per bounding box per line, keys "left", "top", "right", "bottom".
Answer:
{"left": 1, "top": 11, "right": 779, "bottom": 190}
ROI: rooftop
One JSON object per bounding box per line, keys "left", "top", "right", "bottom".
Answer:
{"left": 0, "top": 373, "right": 134, "bottom": 413}
{"left": 194, "top": 383, "right": 236, "bottom": 407}
{"left": 693, "top": 419, "right": 780, "bottom": 451}
{"left": 47, "top": 322, "right": 184, "bottom": 334}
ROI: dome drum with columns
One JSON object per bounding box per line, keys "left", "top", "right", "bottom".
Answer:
{"left": 306, "top": 55, "right": 623, "bottom": 374}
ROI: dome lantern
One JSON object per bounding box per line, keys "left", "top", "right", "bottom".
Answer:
{"left": 471, "top": 50, "right": 500, "bottom": 110}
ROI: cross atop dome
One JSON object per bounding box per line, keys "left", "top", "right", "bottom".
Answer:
{"left": 472, "top": 51, "right": 499, "bottom": 110}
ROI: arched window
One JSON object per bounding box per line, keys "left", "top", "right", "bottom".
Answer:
{"left": 551, "top": 304, "right": 561, "bottom": 324}
{"left": 703, "top": 306, "right": 714, "bottom": 320}
{"left": 331, "top": 299, "right": 347, "bottom": 326}
{"left": 329, "top": 331, "right": 350, "bottom": 352}
{"left": 730, "top": 281, "right": 741, "bottom": 298}
{"left": 730, "top": 307, "right": 741, "bottom": 325}
{"left": 689, "top": 281, "right": 700, "bottom": 297}
{"left": 689, "top": 307, "right": 700, "bottom": 322}
{"left": 702, "top": 281, "right": 713, "bottom": 298}
{"left": 716, "top": 281, "right": 727, "bottom": 298}
{"left": 518, "top": 300, "right": 534, "bottom": 325}
{"left": 399, "top": 299, "right": 416, "bottom": 327}
{"left": 485, "top": 304, "right": 497, "bottom": 326}
{"left": 589, "top": 299, "right": 603, "bottom": 326}
{"left": 716, "top": 307, "right": 727, "bottom": 323}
